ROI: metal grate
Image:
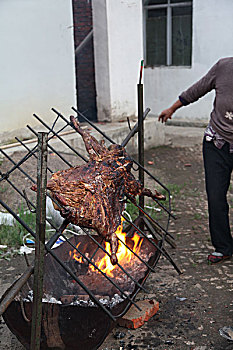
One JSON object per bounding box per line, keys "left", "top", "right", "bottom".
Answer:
{"left": 0, "top": 107, "right": 180, "bottom": 322}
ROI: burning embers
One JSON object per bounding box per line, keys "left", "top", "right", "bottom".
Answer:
{"left": 23, "top": 220, "right": 158, "bottom": 309}
{"left": 69, "top": 219, "right": 144, "bottom": 279}
{"left": 63, "top": 220, "right": 155, "bottom": 302}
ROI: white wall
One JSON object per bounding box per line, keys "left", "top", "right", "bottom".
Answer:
{"left": 144, "top": 0, "right": 233, "bottom": 122}
{"left": 0, "top": 0, "right": 76, "bottom": 139}
{"left": 93, "top": 0, "right": 143, "bottom": 122}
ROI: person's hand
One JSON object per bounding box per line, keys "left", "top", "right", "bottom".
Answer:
{"left": 158, "top": 108, "right": 174, "bottom": 123}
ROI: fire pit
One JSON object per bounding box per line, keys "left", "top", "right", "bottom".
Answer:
{"left": 3, "top": 230, "right": 160, "bottom": 349}
{"left": 0, "top": 106, "right": 179, "bottom": 350}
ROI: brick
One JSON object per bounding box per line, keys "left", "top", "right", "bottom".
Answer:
{"left": 117, "top": 299, "right": 159, "bottom": 329}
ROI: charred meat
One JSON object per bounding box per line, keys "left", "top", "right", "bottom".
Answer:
{"left": 32, "top": 116, "right": 165, "bottom": 264}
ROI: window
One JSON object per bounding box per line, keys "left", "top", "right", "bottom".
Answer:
{"left": 144, "top": 0, "right": 192, "bottom": 66}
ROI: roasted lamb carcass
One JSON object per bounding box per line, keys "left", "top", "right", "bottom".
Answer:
{"left": 32, "top": 116, "right": 165, "bottom": 265}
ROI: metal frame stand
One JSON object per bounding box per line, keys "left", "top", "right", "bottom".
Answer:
{"left": 0, "top": 66, "right": 182, "bottom": 338}
{"left": 30, "top": 133, "right": 48, "bottom": 350}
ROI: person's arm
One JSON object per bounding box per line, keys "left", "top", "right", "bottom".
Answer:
{"left": 158, "top": 99, "right": 183, "bottom": 123}
{"left": 158, "top": 60, "right": 219, "bottom": 123}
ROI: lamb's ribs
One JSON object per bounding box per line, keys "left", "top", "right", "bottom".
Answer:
{"left": 32, "top": 116, "right": 165, "bottom": 265}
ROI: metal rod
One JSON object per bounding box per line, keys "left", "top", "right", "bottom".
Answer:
{"left": 143, "top": 216, "right": 176, "bottom": 249}
{"left": 70, "top": 107, "right": 174, "bottom": 220}
{"left": 122, "top": 214, "right": 181, "bottom": 274}
{"left": 131, "top": 158, "right": 174, "bottom": 221}
{"left": 0, "top": 152, "right": 61, "bottom": 231}
{"left": 53, "top": 107, "right": 151, "bottom": 153}
{"left": 121, "top": 108, "right": 150, "bottom": 147}
{"left": 27, "top": 125, "right": 74, "bottom": 168}
{"left": 2, "top": 136, "right": 73, "bottom": 218}
{"left": 89, "top": 238, "right": 104, "bottom": 262}
{"left": 71, "top": 107, "right": 117, "bottom": 145}
{"left": 30, "top": 132, "right": 48, "bottom": 350}
{"left": 0, "top": 265, "right": 34, "bottom": 316}
{"left": 0, "top": 198, "right": 116, "bottom": 320}
{"left": 138, "top": 82, "right": 145, "bottom": 227}
{"left": 15, "top": 137, "right": 54, "bottom": 174}
{"left": 161, "top": 246, "right": 182, "bottom": 275}
{"left": 114, "top": 242, "right": 162, "bottom": 318}
{"left": 33, "top": 113, "right": 88, "bottom": 162}
{"left": 122, "top": 214, "right": 164, "bottom": 255}
{"left": 0, "top": 148, "right": 37, "bottom": 184}
{"left": 144, "top": 2, "right": 192, "bottom": 9}
{"left": 127, "top": 197, "right": 174, "bottom": 239}
{"left": 79, "top": 227, "right": 148, "bottom": 293}
{"left": 70, "top": 107, "right": 151, "bottom": 149}
{"left": 117, "top": 236, "right": 157, "bottom": 273}
{"left": 0, "top": 148, "right": 36, "bottom": 184}
{"left": 61, "top": 234, "right": 142, "bottom": 311}
{"left": 0, "top": 149, "right": 35, "bottom": 180}
{"left": 46, "top": 219, "right": 70, "bottom": 249}
{"left": 167, "top": 4, "right": 172, "bottom": 66}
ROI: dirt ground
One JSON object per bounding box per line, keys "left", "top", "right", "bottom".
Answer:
{"left": 0, "top": 143, "right": 233, "bottom": 350}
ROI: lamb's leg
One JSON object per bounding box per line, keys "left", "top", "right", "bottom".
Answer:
{"left": 141, "top": 188, "right": 166, "bottom": 201}
{"left": 107, "top": 234, "right": 119, "bottom": 265}
{"left": 70, "top": 116, "right": 108, "bottom": 159}
{"left": 125, "top": 173, "right": 166, "bottom": 201}
{"left": 60, "top": 205, "right": 78, "bottom": 224}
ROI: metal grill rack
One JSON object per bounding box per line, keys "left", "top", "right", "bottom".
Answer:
{"left": 0, "top": 107, "right": 180, "bottom": 320}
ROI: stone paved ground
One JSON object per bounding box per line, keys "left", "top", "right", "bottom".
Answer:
{"left": 0, "top": 144, "right": 233, "bottom": 349}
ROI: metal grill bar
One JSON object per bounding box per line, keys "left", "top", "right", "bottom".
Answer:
{"left": 27, "top": 125, "right": 74, "bottom": 168}
{"left": 0, "top": 198, "right": 117, "bottom": 321}
{"left": 114, "top": 242, "right": 162, "bottom": 319}
{"left": 0, "top": 149, "right": 35, "bottom": 183}
{"left": 117, "top": 236, "right": 157, "bottom": 273}
{"left": 70, "top": 107, "right": 117, "bottom": 145}
{"left": 0, "top": 148, "right": 36, "bottom": 184}
{"left": 33, "top": 114, "right": 88, "bottom": 162}
{"left": 51, "top": 108, "right": 174, "bottom": 228}
{"left": 79, "top": 227, "right": 149, "bottom": 293}
{"left": 0, "top": 102, "right": 179, "bottom": 325}
{"left": 15, "top": 137, "right": 54, "bottom": 174}
{"left": 30, "top": 132, "right": 48, "bottom": 350}
{"left": 132, "top": 158, "right": 174, "bottom": 223}
{"left": 122, "top": 214, "right": 169, "bottom": 258}
{"left": 122, "top": 213, "right": 181, "bottom": 274}
{"left": 0, "top": 147, "right": 69, "bottom": 230}
{"left": 70, "top": 107, "right": 174, "bottom": 219}
{"left": 60, "top": 234, "right": 142, "bottom": 311}
{"left": 126, "top": 196, "right": 174, "bottom": 239}
{"left": 122, "top": 108, "right": 150, "bottom": 147}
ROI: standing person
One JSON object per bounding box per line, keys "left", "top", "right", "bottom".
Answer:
{"left": 158, "top": 57, "right": 233, "bottom": 264}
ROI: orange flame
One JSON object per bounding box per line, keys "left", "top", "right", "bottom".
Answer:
{"left": 68, "top": 218, "right": 143, "bottom": 278}
{"left": 69, "top": 242, "right": 83, "bottom": 263}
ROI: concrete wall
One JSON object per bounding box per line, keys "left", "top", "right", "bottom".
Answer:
{"left": 92, "top": 0, "right": 143, "bottom": 122}
{"left": 0, "top": 0, "right": 76, "bottom": 142}
{"left": 144, "top": 0, "right": 233, "bottom": 123}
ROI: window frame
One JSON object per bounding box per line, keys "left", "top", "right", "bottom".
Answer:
{"left": 143, "top": 0, "right": 192, "bottom": 66}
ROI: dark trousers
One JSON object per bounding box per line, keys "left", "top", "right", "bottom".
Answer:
{"left": 203, "top": 138, "right": 233, "bottom": 256}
